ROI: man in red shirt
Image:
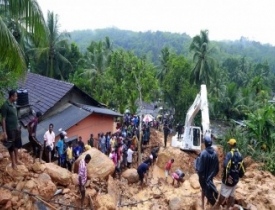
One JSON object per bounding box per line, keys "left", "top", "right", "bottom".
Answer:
{"left": 28, "top": 112, "right": 43, "bottom": 163}
{"left": 165, "top": 158, "right": 174, "bottom": 182}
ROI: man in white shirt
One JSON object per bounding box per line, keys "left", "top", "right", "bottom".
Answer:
{"left": 127, "top": 145, "right": 134, "bottom": 168}
{"left": 43, "top": 123, "right": 55, "bottom": 162}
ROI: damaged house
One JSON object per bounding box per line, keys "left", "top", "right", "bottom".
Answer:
{"left": 14, "top": 72, "right": 122, "bottom": 145}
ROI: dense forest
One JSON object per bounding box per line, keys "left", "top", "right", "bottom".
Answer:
{"left": 70, "top": 28, "right": 275, "bottom": 70}
{"left": 2, "top": 0, "right": 275, "bottom": 173}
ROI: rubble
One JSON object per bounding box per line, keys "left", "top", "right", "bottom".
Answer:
{"left": 0, "top": 188, "right": 12, "bottom": 205}
{"left": 0, "top": 129, "right": 275, "bottom": 209}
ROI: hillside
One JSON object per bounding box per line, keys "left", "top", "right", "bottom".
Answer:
{"left": 70, "top": 28, "right": 192, "bottom": 64}
{"left": 70, "top": 28, "right": 275, "bottom": 70}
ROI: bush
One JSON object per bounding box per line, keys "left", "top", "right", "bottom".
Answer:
{"left": 217, "top": 123, "right": 275, "bottom": 174}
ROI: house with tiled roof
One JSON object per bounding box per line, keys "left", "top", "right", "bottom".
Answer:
{"left": 15, "top": 72, "right": 122, "bottom": 145}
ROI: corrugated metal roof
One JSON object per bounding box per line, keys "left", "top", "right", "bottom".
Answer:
{"left": 21, "top": 104, "right": 91, "bottom": 145}
{"left": 76, "top": 103, "right": 123, "bottom": 117}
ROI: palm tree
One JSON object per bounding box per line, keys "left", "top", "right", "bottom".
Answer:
{"left": 189, "top": 30, "right": 214, "bottom": 87}
{"left": 221, "top": 83, "right": 244, "bottom": 119}
{"left": 80, "top": 38, "right": 113, "bottom": 97}
{"left": 32, "top": 11, "right": 71, "bottom": 79}
{"left": 209, "top": 67, "right": 227, "bottom": 98}
{"left": 0, "top": 0, "right": 46, "bottom": 75}
{"left": 157, "top": 47, "right": 170, "bottom": 84}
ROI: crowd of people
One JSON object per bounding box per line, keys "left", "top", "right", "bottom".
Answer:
{"left": 1, "top": 90, "right": 246, "bottom": 209}
{"left": 33, "top": 111, "right": 160, "bottom": 176}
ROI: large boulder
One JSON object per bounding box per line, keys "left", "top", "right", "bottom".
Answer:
{"left": 22, "top": 173, "right": 57, "bottom": 200}
{"left": 156, "top": 147, "right": 196, "bottom": 175}
{"left": 71, "top": 173, "right": 79, "bottom": 185}
{"left": 121, "top": 169, "right": 139, "bottom": 184}
{"left": 32, "top": 162, "right": 46, "bottom": 173}
{"left": 74, "top": 148, "right": 115, "bottom": 179}
{"left": 36, "top": 173, "right": 57, "bottom": 200}
{"left": 44, "top": 163, "right": 71, "bottom": 186}
{"left": 0, "top": 188, "right": 12, "bottom": 205}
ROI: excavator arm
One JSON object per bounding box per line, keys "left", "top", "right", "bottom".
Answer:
{"left": 171, "top": 84, "right": 211, "bottom": 151}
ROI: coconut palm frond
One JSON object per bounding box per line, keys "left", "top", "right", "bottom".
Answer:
{"left": 0, "top": 16, "right": 26, "bottom": 73}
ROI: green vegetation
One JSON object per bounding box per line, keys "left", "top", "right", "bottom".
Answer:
{"left": 0, "top": 0, "right": 47, "bottom": 100}
{"left": 2, "top": 0, "right": 275, "bottom": 173}
{"left": 70, "top": 28, "right": 275, "bottom": 70}
{"left": 30, "top": 11, "right": 72, "bottom": 80}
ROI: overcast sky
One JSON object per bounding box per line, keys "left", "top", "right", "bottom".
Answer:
{"left": 37, "top": 0, "right": 275, "bottom": 46}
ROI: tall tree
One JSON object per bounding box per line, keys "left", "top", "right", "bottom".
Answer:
{"left": 32, "top": 11, "right": 71, "bottom": 79}
{"left": 189, "top": 30, "right": 214, "bottom": 87}
{"left": 157, "top": 47, "right": 170, "bottom": 84}
{"left": 209, "top": 67, "right": 227, "bottom": 98}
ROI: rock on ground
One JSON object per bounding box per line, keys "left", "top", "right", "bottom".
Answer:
{"left": 44, "top": 163, "right": 71, "bottom": 186}
{"left": 32, "top": 162, "right": 46, "bottom": 173}
{"left": 121, "top": 169, "right": 139, "bottom": 184}
{"left": 74, "top": 148, "right": 115, "bottom": 179}
{"left": 22, "top": 173, "right": 57, "bottom": 200}
{"left": 6, "top": 164, "right": 29, "bottom": 180}
{"left": 71, "top": 173, "right": 79, "bottom": 185}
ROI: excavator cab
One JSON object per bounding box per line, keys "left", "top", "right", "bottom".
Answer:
{"left": 192, "top": 127, "right": 201, "bottom": 147}
{"left": 171, "top": 126, "right": 202, "bottom": 151}
{"left": 180, "top": 126, "right": 202, "bottom": 151}
{"left": 171, "top": 84, "right": 210, "bottom": 152}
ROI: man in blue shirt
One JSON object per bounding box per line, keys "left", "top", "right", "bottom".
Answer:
{"left": 74, "top": 141, "right": 82, "bottom": 160}
{"left": 137, "top": 162, "right": 150, "bottom": 189}
{"left": 56, "top": 132, "right": 65, "bottom": 167}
